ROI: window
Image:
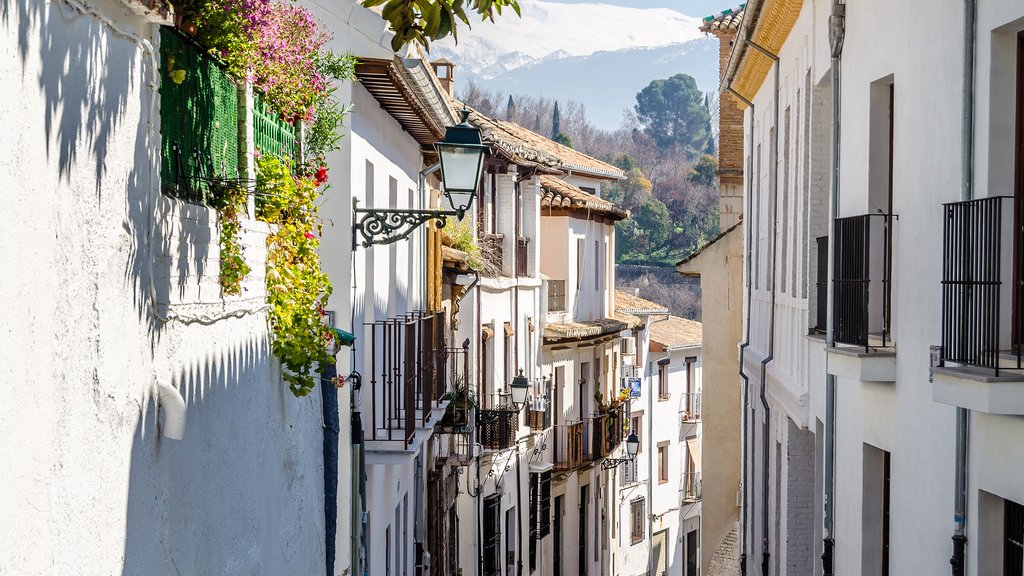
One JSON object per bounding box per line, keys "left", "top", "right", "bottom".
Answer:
{"left": 594, "top": 239, "right": 600, "bottom": 290}
{"left": 686, "top": 357, "right": 697, "bottom": 391}
{"left": 862, "top": 444, "right": 891, "bottom": 575}
{"left": 481, "top": 325, "right": 493, "bottom": 408}
{"left": 631, "top": 415, "right": 643, "bottom": 453}
{"left": 630, "top": 498, "right": 645, "bottom": 544}
{"left": 657, "top": 360, "right": 669, "bottom": 401}
{"left": 658, "top": 444, "right": 668, "bottom": 484}
{"left": 530, "top": 471, "right": 552, "bottom": 567}
{"left": 577, "top": 238, "right": 585, "bottom": 289}
{"left": 483, "top": 494, "right": 502, "bottom": 576}
{"left": 548, "top": 280, "right": 567, "bottom": 312}
{"left": 160, "top": 28, "right": 240, "bottom": 203}
{"left": 504, "top": 325, "right": 513, "bottom": 391}
{"left": 554, "top": 495, "right": 564, "bottom": 576}
{"left": 1007, "top": 499, "right": 1024, "bottom": 576}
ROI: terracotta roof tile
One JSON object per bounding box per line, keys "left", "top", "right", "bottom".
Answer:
{"left": 700, "top": 5, "right": 745, "bottom": 33}
{"left": 543, "top": 318, "right": 628, "bottom": 342}
{"left": 649, "top": 315, "right": 703, "bottom": 350}
{"left": 614, "top": 290, "right": 669, "bottom": 315}
{"left": 462, "top": 106, "right": 626, "bottom": 180}
{"left": 540, "top": 176, "right": 628, "bottom": 221}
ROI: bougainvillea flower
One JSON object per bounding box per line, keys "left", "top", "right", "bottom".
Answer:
{"left": 305, "top": 232, "right": 316, "bottom": 239}
{"left": 314, "top": 166, "right": 328, "bottom": 185}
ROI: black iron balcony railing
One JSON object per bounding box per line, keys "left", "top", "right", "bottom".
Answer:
{"left": 833, "top": 213, "right": 892, "bottom": 350}
{"left": 680, "top": 392, "right": 702, "bottom": 422}
{"left": 941, "top": 196, "right": 1022, "bottom": 375}
{"left": 547, "top": 279, "right": 566, "bottom": 313}
{"left": 477, "top": 408, "right": 517, "bottom": 451}
{"left": 364, "top": 310, "right": 451, "bottom": 444}
{"left": 815, "top": 236, "right": 829, "bottom": 333}
{"left": 680, "top": 472, "right": 702, "bottom": 503}
{"left": 516, "top": 236, "right": 530, "bottom": 276}
{"left": 553, "top": 421, "right": 584, "bottom": 471}
{"left": 586, "top": 409, "right": 625, "bottom": 461}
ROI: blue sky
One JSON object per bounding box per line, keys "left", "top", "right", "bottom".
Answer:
{"left": 547, "top": 0, "right": 739, "bottom": 18}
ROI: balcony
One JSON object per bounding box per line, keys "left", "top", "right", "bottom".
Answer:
{"left": 477, "top": 408, "right": 517, "bottom": 451}
{"left": 933, "top": 196, "right": 1024, "bottom": 414}
{"left": 363, "top": 310, "right": 453, "bottom": 445}
{"left": 516, "top": 236, "right": 530, "bottom": 276}
{"left": 680, "top": 472, "right": 702, "bottom": 503}
{"left": 826, "top": 214, "right": 897, "bottom": 383}
{"left": 680, "top": 392, "right": 702, "bottom": 422}
{"left": 527, "top": 401, "right": 551, "bottom": 432}
{"left": 547, "top": 279, "right": 566, "bottom": 313}
{"left": 553, "top": 422, "right": 584, "bottom": 471}
{"left": 832, "top": 214, "right": 892, "bottom": 349}
{"left": 480, "top": 233, "right": 504, "bottom": 275}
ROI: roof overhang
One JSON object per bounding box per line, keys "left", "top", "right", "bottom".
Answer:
{"left": 722, "top": 0, "right": 803, "bottom": 104}
{"left": 354, "top": 56, "right": 458, "bottom": 151}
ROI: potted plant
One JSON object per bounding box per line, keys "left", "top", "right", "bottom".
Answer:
{"left": 440, "top": 374, "right": 476, "bottom": 428}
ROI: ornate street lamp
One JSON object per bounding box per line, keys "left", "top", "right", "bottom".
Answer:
{"left": 353, "top": 109, "right": 488, "bottom": 247}
{"left": 602, "top": 431, "right": 641, "bottom": 470}
{"left": 509, "top": 369, "right": 530, "bottom": 411}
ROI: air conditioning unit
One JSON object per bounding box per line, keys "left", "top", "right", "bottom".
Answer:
{"left": 620, "top": 336, "right": 637, "bottom": 356}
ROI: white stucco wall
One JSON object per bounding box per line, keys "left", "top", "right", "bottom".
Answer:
{"left": 736, "top": 0, "right": 1024, "bottom": 575}
{"left": 0, "top": 2, "right": 331, "bottom": 574}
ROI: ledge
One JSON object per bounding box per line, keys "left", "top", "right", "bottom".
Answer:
{"left": 931, "top": 366, "right": 1024, "bottom": 415}
{"left": 826, "top": 345, "right": 897, "bottom": 382}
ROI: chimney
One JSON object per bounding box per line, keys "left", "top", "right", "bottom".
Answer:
{"left": 430, "top": 59, "right": 455, "bottom": 97}
{"left": 702, "top": 8, "right": 746, "bottom": 228}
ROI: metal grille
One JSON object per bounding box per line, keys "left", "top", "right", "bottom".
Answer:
{"left": 253, "top": 92, "right": 297, "bottom": 160}
{"left": 159, "top": 28, "right": 239, "bottom": 202}
{"left": 482, "top": 495, "right": 502, "bottom": 576}
{"left": 941, "top": 197, "right": 1020, "bottom": 374}
{"left": 548, "top": 280, "right": 566, "bottom": 312}
{"left": 833, "top": 214, "right": 891, "bottom": 349}
{"left": 553, "top": 422, "right": 584, "bottom": 471}
{"left": 680, "top": 392, "right": 702, "bottom": 422}
{"left": 816, "top": 236, "right": 829, "bottom": 332}
{"left": 477, "top": 409, "right": 516, "bottom": 450}
{"left": 516, "top": 236, "right": 529, "bottom": 276}
{"left": 364, "top": 310, "right": 449, "bottom": 444}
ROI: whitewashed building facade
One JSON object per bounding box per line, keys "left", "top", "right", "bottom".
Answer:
{"left": 715, "top": 0, "right": 1024, "bottom": 574}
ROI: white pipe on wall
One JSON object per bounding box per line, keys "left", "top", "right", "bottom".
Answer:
{"left": 154, "top": 381, "right": 187, "bottom": 440}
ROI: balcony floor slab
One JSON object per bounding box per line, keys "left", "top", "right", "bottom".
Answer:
{"left": 826, "top": 345, "right": 897, "bottom": 383}
{"left": 931, "top": 366, "right": 1024, "bottom": 415}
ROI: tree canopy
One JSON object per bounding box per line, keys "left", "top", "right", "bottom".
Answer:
{"left": 634, "top": 73, "right": 711, "bottom": 157}
{"left": 362, "top": 0, "right": 521, "bottom": 51}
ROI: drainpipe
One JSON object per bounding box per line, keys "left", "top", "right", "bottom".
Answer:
{"left": 952, "top": 0, "right": 976, "bottom": 574}
{"left": 645, "top": 313, "right": 671, "bottom": 576}
{"left": 727, "top": 85, "right": 755, "bottom": 576}
{"left": 745, "top": 38, "right": 780, "bottom": 576}
{"left": 823, "top": 3, "right": 845, "bottom": 575}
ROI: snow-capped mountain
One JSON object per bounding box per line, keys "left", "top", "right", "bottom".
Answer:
{"left": 432, "top": 0, "right": 716, "bottom": 130}
{"left": 434, "top": 0, "right": 705, "bottom": 79}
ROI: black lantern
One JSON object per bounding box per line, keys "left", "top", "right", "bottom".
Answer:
{"left": 509, "top": 369, "right": 530, "bottom": 411}
{"left": 625, "top": 432, "right": 640, "bottom": 458}
{"left": 353, "top": 109, "right": 489, "bottom": 247}
{"left": 435, "top": 109, "right": 488, "bottom": 218}
{"left": 602, "top": 430, "right": 642, "bottom": 470}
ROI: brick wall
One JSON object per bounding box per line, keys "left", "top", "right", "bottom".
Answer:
{"left": 785, "top": 421, "right": 816, "bottom": 575}
{"left": 714, "top": 27, "right": 745, "bottom": 226}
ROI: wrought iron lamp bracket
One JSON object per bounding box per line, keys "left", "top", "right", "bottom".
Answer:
{"left": 353, "top": 204, "right": 462, "bottom": 247}
{"left": 601, "top": 456, "right": 636, "bottom": 470}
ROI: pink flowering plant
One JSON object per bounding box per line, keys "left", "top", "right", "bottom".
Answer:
{"left": 193, "top": 0, "right": 334, "bottom": 121}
